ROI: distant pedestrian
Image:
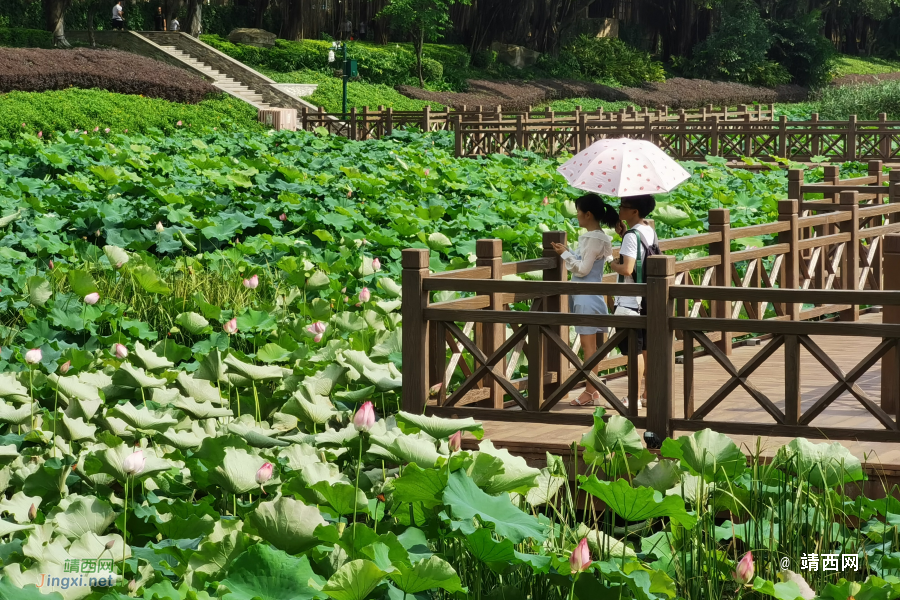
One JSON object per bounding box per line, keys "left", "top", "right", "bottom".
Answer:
{"left": 111, "top": 0, "right": 125, "bottom": 30}
{"left": 358, "top": 20, "right": 367, "bottom": 40}
{"left": 342, "top": 18, "right": 352, "bottom": 40}
{"left": 154, "top": 6, "right": 166, "bottom": 31}
{"left": 170, "top": 17, "right": 180, "bottom": 31}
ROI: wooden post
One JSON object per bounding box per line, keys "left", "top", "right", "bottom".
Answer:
{"left": 810, "top": 113, "right": 820, "bottom": 157}
{"left": 840, "top": 191, "right": 860, "bottom": 322}
{"left": 349, "top": 106, "right": 357, "bottom": 141}
{"left": 542, "top": 231, "right": 569, "bottom": 398}
{"left": 879, "top": 113, "right": 889, "bottom": 160}
{"left": 869, "top": 159, "right": 884, "bottom": 203}
{"left": 709, "top": 209, "right": 732, "bottom": 355}
{"left": 847, "top": 115, "right": 857, "bottom": 162}
{"left": 361, "top": 106, "right": 369, "bottom": 140}
{"left": 301, "top": 106, "right": 308, "bottom": 131}
{"left": 386, "top": 107, "right": 394, "bottom": 136}
{"left": 515, "top": 114, "right": 524, "bottom": 151}
{"left": 710, "top": 115, "right": 719, "bottom": 157}
{"left": 778, "top": 115, "right": 788, "bottom": 159}
{"left": 891, "top": 170, "right": 900, "bottom": 225}
{"left": 778, "top": 200, "right": 800, "bottom": 320}
{"left": 787, "top": 169, "right": 804, "bottom": 202}
{"left": 401, "top": 248, "right": 430, "bottom": 413}
{"left": 577, "top": 112, "right": 587, "bottom": 153}
{"left": 422, "top": 105, "right": 431, "bottom": 132}
{"left": 646, "top": 255, "right": 675, "bottom": 440}
{"left": 476, "top": 239, "right": 504, "bottom": 408}
{"left": 453, "top": 115, "right": 463, "bottom": 157}
{"left": 882, "top": 234, "right": 900, "bottom": 416}
{"left": 784, "top": 334, "right": 801, "bottom": 425}
{"left": 527, "top": 325, "right": 543, "bottom": 411}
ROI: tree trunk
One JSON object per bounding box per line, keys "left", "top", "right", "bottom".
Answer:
{"left": 282, "top": 0, "right": 301, "bottom": 40}
{"left": 186, "top": 0, "right": 202, "bottom": 36}
{"left": 45, "top": 0, "right": 72, "bottom": 48}
{"left": 87, "top": 1, "right": 96, "bottom": 47}
{"left": 416, "top": 25, "right": 425, "bottom": 87}
{"left": 254, "top": 0, "right": 270, "bottom": 28}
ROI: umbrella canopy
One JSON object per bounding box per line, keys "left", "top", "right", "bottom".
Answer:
{"left": 556, "top": 138, "right": 690, "bottom": 197}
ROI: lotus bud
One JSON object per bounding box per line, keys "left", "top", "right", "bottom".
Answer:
{"left": 155, "top": 222, "right": 164, "bottom": 233}
{"left": 372, "top": 258, "right": 381, "bottom": 271}
{"left": 113, "top": 343, "right": 128, "bottom": 359}
{"left": 105, "top": 539, "right": 115, "bottom": 550}
{"left": 37, "top": 131, "right": 42, "bottom": 138}
{"left": 59, "top": 360, "right": 71, "bottom": 375}
{"left": 84, "top": 292, "right": 100, "bottom": 305}
{"left": 48, "top": 260, "right": 54, "bottom": 270}
{"left": 449, "top": 431, "right": 462, "bottom": 453}
{"left": 243, "top": 274, "right": 259, "bottom": 289}
{"left": 122, "top": 449, "right": 145, "bottom": 476}
{"left": 353, "top": 401, "right": 375, "bottom": 431}
{"left": 104, "top": 128, "right": 110, "bottom": 133}
{"left": 21, "top": 123, "right": 25, "bottom": 127}
{"left": 24, "top": 348, "right": 42, "bottom": 364}
{"left": 543, "top": 196, "right": 549, "bottom": 205}
{"left": 313, "top": 333, "right": 323, "bottom": 343}
{"left": 94, "top": 127, "right": 99, "bottom": 132}
{"left": 733, "top": 552, "right": 754, "bottom": 585}
{"left": 311, "top": 321, "right": 327, "bottom": 334}
{"left": 570, "top": 538, "right": 591, "bottom": 573}
{"left": 177, "top": 120, "right": 183, "bottom": 126}
{"left": 128, "top": 579, "right": 137, "bottom": 593}
{"left": 256, "top": 462, "right": 274, "bottom": 492}
{"left": 279, "top": 213, "right": 286, "bottom": 221}
{"left": 223, "top": 318, "right": 238, "bottom": 334}
{"left": 359, "top": 287, "right": 371, "bottom": 303}
{"left": 28, "top": 503, "right": 36, "bottom": 521}
{"left": 424, "top": 168, "right": 430, "bottom": 176}
{"left": 347, "top": 190, "right": 352, "bottom": 198}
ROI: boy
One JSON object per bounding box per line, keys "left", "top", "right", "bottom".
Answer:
{"left": 111, "top": 0, "right": 125, "bottom": 30}
{"left": 609, "top": 194, "right": 657, "bottom": 410}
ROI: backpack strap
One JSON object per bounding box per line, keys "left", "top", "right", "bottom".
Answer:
{"left": 616, "top": 228, "right": 644, "bottom": 283}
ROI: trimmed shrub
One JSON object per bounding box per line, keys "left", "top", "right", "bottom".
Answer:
{"left": 552, "top": 35, "right": 665, "bottom": 87}
{"left": 421, "top": 58, "right": 443, "bottom": 83}
{"left": 0, "top": 48, "right": 218, "bottom": 103}
{"left": 471, "top": 49, "right": 496, "bottom": 69}
{"left": 769, "top": 11, "right": 835, "bottom": 88}
{"left": 0, "top": 89, "right": 261, "bottom": 139}
{"left": 0, "top": 27, "right": 52, "bottom": 48}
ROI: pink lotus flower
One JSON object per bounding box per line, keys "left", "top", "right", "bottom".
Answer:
{"left": 177, "top": 120, "right": 183, "bottom": 126}
{"left": 310, "top": 321, "right": 327, "bottom": 334}
{"left": 37, "top": 131, "right": 42, "bottom": 138}
{"left": 353, "top": 401, "right": 375, "bottom": 430}
{"left": 59, "top": 360, "right": 71, "bottom": 375}
{"left": 24, "top": 348, "right": 42, "bottom": 364}
{"left": 449, "top": 431, "right": 462, "bottom": 452}
{"left": 424, "top": 168, "right": 430, "bottom": 176}
{"left": 124, "top": 129, "right": 128, "bottom": 133}
{"left": 243, "top": 274, "right": 259, "bottom": 289}
{"left": 359, "top": 287, "right": 371, "bottom": 303}
{"left": 84, "top": 292, "right": 100, "bottom": 305}
{"left": 48, "top": 260, "right": 54, "bottom": 270}
{"left": 733, "top": 552, "right": 754, "bottom": 585}
{"left": 155, "top": 222, "right": 164, "bottom": 233}
{"left": 570, "top": 538, "right": 591, "bottom": 573}
{"left": 341, "top": 288, "right": 346, "bottom": 293}
{"left": 122, "top": 449, "right": 145, "bottom": 476}
{"left": 104, "top": 128, "right": 110, "bottom": 133}
{"left": 543, "top": 196, "right": 549, "bottom": 205}
{"left": 279, "top": 213, "right": 286, "bottom": 221}
{"left": 94, "top": 127, "right": 99, "bottom": 132}
{"left": 256, "top": 462, "right": 274, "bottom": 493}
{"left": 347, "top": 190, "right": 353, "bottom": 198}
{"left": 223, "top": 318, "right": 238, "bottom": 334}
{"left": 113, "top": 343, "right": 128, "bottom": 359}
{"left": 21, "top": 123, "right": 25, "bottom": 127}
{"left": 313, "top": 333, "right": 323, "bottom": 343}
{"left": 372, "top": 258, "right": 381, "bottom": 271}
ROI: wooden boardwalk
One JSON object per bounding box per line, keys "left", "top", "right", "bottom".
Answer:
{"left": 463, "top": 313, "right": 900, "bottom": 476}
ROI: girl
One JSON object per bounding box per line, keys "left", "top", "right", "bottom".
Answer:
{"left": 551, "top": 194, "right": 619, "bottom": 407}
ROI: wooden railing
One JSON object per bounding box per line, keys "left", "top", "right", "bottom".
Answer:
{"left": 401, "top": 167, "right": 900, "bottom": 442}
{"left": 453, "top": 114, "right": 900, "bottom": 161}
{"left": 295, "top": 103, "right": 774, "bottom": 140}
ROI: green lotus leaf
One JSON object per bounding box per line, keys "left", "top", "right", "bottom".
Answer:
{"left": 392, "top": 463, "right": 447, "bottom": 508}
{"left": 580, "top": 407, "right": 644, "bottom": 457}
{"left": 174, "top": 396, "right": 233, "bottom": 419}
{"left": 48, "top": 494, "right": 116, "bottom": 539}
{"left": 0, "top": 519, "right": 33, "bottom": 538}
{"left": 195, "top": 349, "right": 229, "bottom": 384}
{"left": 175, "top": 312, "right": 211, "bottom": 335}
{"left": 176, "top": 371, "right": 224, "bottom": 405}
{"left": 323, "top": 559, "right": 388, "bottom": 600}
{"left": 0, "top": 400, "right": 33, "bottom": 425}
{"left": 224, "top": 354, "right": 291, "bottom": 382}
{"left": 248, "top": 496, "right": 326, "bottom": 555}
{"left": 59, "top": 413, "right": 97, "bottom": 442}
{"left": 283, "top": 394, "right": 338, "bottom": 427}
{"left": 45, "top": 374, "right": 102, "bottom": 405}
{"left": 464, "top": 528, "right": 516, "bottom": 572}
{"left": 377, "top": 278, "right": 402, "bottom": 298}
{"left": 471, "top": 440, "right": 540, "bottom": 495}
{"left": 27, "top": 276, "right": 52, "bottom": 306}
{"left": 67, "top": 531, "right": 130, "bottom": 561}
{"left": 85, "top": 444, "right": 176, "bottom": 482}
{"left": 395, "top": 411, "right": 484, "bottom": 441}
{"left": 151, "top": 497, "right": 218, "bottom": 541}
{"left": 185, "top": 519, "right": 252, "bottom": 589}
{"left": 339, "top": 351, "right": 402, "bottom": 391}
{"left": 0, "top": 373, "right": 29, "bottom": 403}
{"left": 359, "top": 255, "right": 377, "bottom": 277}
{"left": 302, "top": 363, "right": 348, "bottom": 398}
{"left": 276, "top": 443, "right": 320, "bottom": 471}
{"left": 333, "top": 312, "right": 369, "bottom": 333}
{"left": 426, "top": 232, "right": 452, "bottom": 252}
{"left": 772, "top": 437, "right": 865, "bottom": 489}
{"left": 208, "top": 447, "right": 277, "bottom": 494}
{"left": 158, "top": 423, "right": 209, "bottom": 451}
{"left": 67, "top": 269, "right": 99, "bottom": 298}
{"left": 133, "top": 341, "right": 175, "bottom": 371}
{"left": 0, "top": 491, "right": 41, "bottom": 523}
{"left": 388, "top": 556, "right": 464, "bottom": 594}
{"left": 575, "top": 523, "right": 637, "bottom": 559}
{"left": 369, "top": 432, "right": 441, "bottom": 469}
{"left": 0, "top": 575, "right": 62, "bottom": 600}
{"left": 131, "top": 265, "right": 171, "bottom": 295}
{"left": 103, "top": 245, "right": 129, "bottom": 267}
{"left": 220, "top": 543, "right": 327, "bottom": 600}
{"left": 111, "top": 363, "right": 168, "bottom": 389}
{"left": 442, "top": 471, "right": 547, "bottom": 543}
{"left": 107, "top": 402, "right": 179, "bottom": 431}
{"left": 580, "top": 476, "right": 696, "bottom": 529}
{"left": 661, "top": 429, "right": 746, "bottom": 483}
{"left": 518, "top": 467, "right": 566, "bottom": 507}
{"left": 369, "top": 328, "right": 401, "bottom": 359}
{"left": 634, "top": 460, "right": 680, "bottom": 492}
{"left": 307, "top": 270, "right": 330, "bottom": 291}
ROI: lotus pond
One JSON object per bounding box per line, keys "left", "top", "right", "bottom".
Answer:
{"left": 0, "top": 126, "right": 894, "bottom": 599}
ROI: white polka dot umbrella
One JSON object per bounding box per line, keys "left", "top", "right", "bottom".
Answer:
{"left": 556, "top": 138, "right": 690, "bottom": 197}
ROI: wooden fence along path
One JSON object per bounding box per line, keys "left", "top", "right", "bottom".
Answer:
{"left": 401, "top": 164, "right": 900, "bottom": 444}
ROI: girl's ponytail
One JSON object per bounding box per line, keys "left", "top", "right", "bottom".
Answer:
{"left": 574, "top": 193, "right": 619, "bottom": 229}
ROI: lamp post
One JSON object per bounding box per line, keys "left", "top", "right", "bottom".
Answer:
{"left": 329, "top": 41, "right": 356, "bottom": 117}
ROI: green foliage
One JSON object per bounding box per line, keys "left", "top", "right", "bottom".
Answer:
{"left": 0, "top": 89, "right": 261, "bottom": 139}
{"left": 0, "top": 27, "right": 51, "bottom": 48}
{"left": 814, "top": 80, "right": 900, "bottom": 119}
{"left": 689, "top": 0, "right": 790, "bottom": 86}
{"left": 537, "top": 98, "right": 634, "bottom": 113}
{"left": 553, "top": 35, "right": 666, "bottom": 87}
{"left": 832, "top": 53, "right": 900, "bottom": 76}
{"left": 769, "top": 11, "right": 836, "bottom": 88}
{"left": 421, "top": 57, "right": 444, "bottom": 82}
{"left": 471, "top": 49, "right": 496, "bottom": 69}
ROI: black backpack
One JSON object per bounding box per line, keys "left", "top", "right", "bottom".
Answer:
{"left": 617, "top": 226, "right": 661, "bottom": 310}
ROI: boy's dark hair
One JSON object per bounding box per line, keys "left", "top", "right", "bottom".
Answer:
{"left": 621, "top": 194, "right": 656, "bottom": 219}
{"left": 574, "top": 194, "right": 619, "bottom": 229}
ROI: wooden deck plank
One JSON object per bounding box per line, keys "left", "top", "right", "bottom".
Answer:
{"left": 465, "top": 313, "right": 900, "bottom": 470}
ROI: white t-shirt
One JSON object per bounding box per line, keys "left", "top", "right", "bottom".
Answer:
{"left": 112, "top": 4, "right": 123, "bottom": 20}
{"left": 615, "top": 223, "right": 656, "bottom": 310}
{"left": 171, "top": 19, "right": 180, "bottom": 30}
